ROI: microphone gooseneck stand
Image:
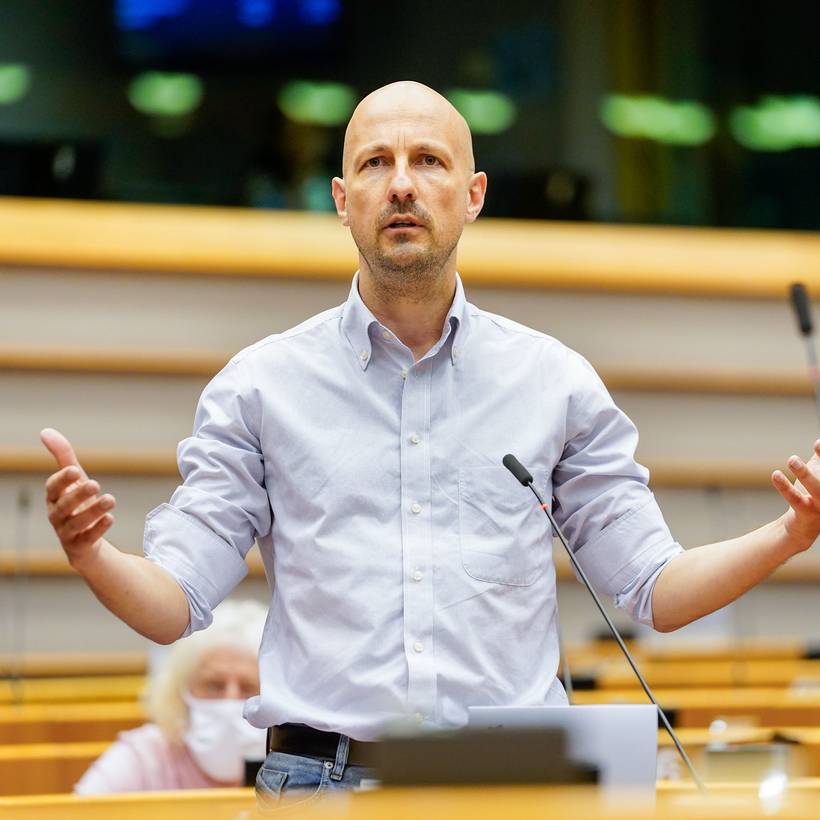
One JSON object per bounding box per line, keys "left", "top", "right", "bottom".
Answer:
{"left": 502, "top": 454, "right": 707, "bottom": 794}
{"left": 789, "top": 283, "right": 820, "bottom": 430}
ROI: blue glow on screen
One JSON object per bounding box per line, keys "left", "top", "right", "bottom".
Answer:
{"left": 115, "top": 0, "right": 341, "bottom": 32}
{"left": 238, "top": 0, "right": 274, "bottom": 28}
{"left": 116, "top": 0, "right": 191, "bottom": 31}
{"left": 300, "top": 0, "right": 340, "bottom": 25}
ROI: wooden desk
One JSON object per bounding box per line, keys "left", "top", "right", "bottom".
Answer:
{"left": 0, "top": 676, "right": 145, "bottom": 706}
{"left": 0, "top": 741, "right": 109, "bottom": 796}
{"left": 0, "top": 653, "right": 147, "bottom": 678}
{"left": 574, "top": 687, "right": 820, "bottom": 727}
{"left": 3, "top": 782, "right": 820, "bottom": 820}
{"left": 571, "top": 659, "right": 820, "bottom": 689}
{"left": 0, "top": 702, "right": 144, "bottom": 744}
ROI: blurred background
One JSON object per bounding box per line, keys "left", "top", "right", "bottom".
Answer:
{"left": 4, "top": 1, "right": 820, "bottom": 798}
{"left": 0, "top": 0, "right": 818, "bottom": 227}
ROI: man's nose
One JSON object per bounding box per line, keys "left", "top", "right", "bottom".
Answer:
{"left": 387, "top": 162, "right": 417, "bottom": 202}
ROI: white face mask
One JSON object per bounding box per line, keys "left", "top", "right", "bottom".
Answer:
{"left": 182, "top": 691, "right": 267, "bottom": 782}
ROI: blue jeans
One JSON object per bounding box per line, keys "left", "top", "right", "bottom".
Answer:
{"left": 255, "top": 733, "right": 377, "bottom": 811}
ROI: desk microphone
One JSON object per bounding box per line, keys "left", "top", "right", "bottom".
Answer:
{"left": 502, "top": 453, "right": 706, "bottom": 793}
{"left": 789, "top": 282, "right": 820, "bottom": 429}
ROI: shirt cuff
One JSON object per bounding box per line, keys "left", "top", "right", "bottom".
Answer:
{"left": 571, "top": 496, "right": 684, "bottom": 626}
{"left": 143, "top": 503, "right": 249, "bottom": 636}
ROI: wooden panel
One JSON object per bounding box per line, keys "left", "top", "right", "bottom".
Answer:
{"left": 0, "top": 445, "right": 786, "bottom": 488}
{"left": 0, "top": 676, "right": 145, "bottom": 706}
{"left": 0, "top": 787, "right": 256, "bottom": 819}
{"left": 0, "top": 346, "right": 229, "bottom": 377}
{"left": 2, "top": 196, "right": 820, "bottom": 298}
{"left": 0, "top": 550, "right": 268, "bottom": 579}
{"left": 2, "top": 547, "right": 817, "bottom": 584}
{"left": 0, "top": 741, "right": 109, "bottom": 796}
{"left": 573, "top": 687, "right": 820, "bottom": 727}
{"left": 0, "top": 345, "right": 812, "bottom": 397}
{"left": 0, "top": 702, "right": 144, "bottom": 744}
{"left": 3, "top": 782, "right": 820, "bottom": 820}
{"left": 0, "top": 448, "right": 179, "bottom": 477}
{"left": 565, "top": 639, "right": 808, "bottom": 664}
{"left": 585, "top": 659, "right": 820, "bottom": 689}
{"left": 0, "top": 653, "right": 147, "bottom": 678}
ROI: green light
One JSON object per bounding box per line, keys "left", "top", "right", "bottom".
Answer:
{"left": 128, "top": 72, "right": 204, "bottom": 117}
{"left": 277, "top": 81, "right": 356, "bottom": 126}
{"left": 447, "top": 89, "right": 516, "bottom": 135}
{"left": 0, "top": 63, "right": 31, "bottom": 105}
{"left": 600, "top": 94, "right": 715, "bottom": 146}
{"left": 730, "top": 96, "right": 820, "bottom": 151}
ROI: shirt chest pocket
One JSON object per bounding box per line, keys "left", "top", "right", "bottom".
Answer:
{"left": 457, "top": 466, "right": 550, "bottom": 586}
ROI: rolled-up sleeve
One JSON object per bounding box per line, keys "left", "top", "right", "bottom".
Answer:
{"left": 143, "top": 355, "right": 272, "bottom": 635}
{"left": 552, "top": 351, "right": 683, "bottom": 627}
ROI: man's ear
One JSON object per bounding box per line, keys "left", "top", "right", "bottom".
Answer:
{"left": 465, "top": 171, "right": 488, "bottom": 224}
{"left": 331, "top": 177, "right": 349, "bottom": 226}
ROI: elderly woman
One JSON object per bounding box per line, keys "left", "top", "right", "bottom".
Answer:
{"left": 75, "top": 599, "right": 267, "bottom": 794}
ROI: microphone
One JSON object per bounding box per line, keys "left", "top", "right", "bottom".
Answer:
{"left": 790, "top": 283, "right": 813, "bottom": 336}
{"left": 503, "top": 453, "right": 706, "bottom": 793}
{"left": 789, "top": 282, "right": 820, "bottom": 429}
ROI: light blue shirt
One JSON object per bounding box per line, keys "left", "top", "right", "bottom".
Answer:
{"left": 144, "top": 273, "right": 683, "bottom": 739}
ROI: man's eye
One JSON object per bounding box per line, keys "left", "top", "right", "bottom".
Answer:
{"left": 421, "top": 155, "right": 440, "bottom": 166}
{"left": 365, "top": 157, "right": 383, "bottom": 168}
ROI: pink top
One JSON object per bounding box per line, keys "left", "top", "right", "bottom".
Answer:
{"left": 74, "top": 723, "right": 240, "bottom": 794}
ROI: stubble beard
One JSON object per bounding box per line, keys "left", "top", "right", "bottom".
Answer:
{"left": 359, "top": 231, "right": 459, "bottom": 303}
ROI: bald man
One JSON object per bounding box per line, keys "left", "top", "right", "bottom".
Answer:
{"left": 42, "top": 82, "right": 820, "bottom": 802}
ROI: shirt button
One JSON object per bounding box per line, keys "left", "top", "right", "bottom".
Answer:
{"left": 382, "top": 329, "right": 391, "bottom": 340}
{"left": 400, "top": 368, "right": 408, "bottom": 380}
{"left": 414, "top": 712, "right": 425, "bottom": 724}
{"left": 409, "top": 433, "right": 420, "bottom": 445}
{"left": 453, "top": 346, "right": 460, "bottom": 358}
{"left": 413, "top": 642, "right": 424, "bottom": 653}
{"left": 412, "top": 570, "right": 423, "bottom": 582}
{"left": 410, "top": 503, "right": 422, "bottom": 515}
{"left": 359, "top": 350, "right": 369, "bottom": 361}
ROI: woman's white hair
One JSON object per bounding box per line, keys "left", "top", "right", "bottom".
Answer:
{"left": 146, "top": 598, "right": 267, "bottom": 744}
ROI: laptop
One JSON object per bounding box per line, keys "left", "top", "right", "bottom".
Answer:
{"left": 468, "top": 704, "right": 657, "bottom": 792}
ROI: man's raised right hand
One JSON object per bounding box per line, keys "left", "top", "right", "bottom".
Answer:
{"left": 41, "top": 428, "right": 117, "bottom": 569}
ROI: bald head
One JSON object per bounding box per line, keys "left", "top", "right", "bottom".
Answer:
{"left": 342, "top": 81, "right": 475, "bottom": 178}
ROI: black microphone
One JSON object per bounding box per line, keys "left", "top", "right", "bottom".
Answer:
{"left": 503, "top": 453, "right": 532, "bottom": 486}
{"left": 790, "top": 282, "right": 813, "bottom": 336}
{"left": 788, "top": 282, "right": 820, "bottom": 430}
{"left": 502, "top": 454, "right": 706, "bottom": 793}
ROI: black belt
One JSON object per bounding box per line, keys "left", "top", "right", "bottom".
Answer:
{"left": 267, "top": 723, "right": 375, "bottom": 768}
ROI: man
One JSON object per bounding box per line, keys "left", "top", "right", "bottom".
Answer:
{"left": 42, "top": 82, "right": 820, "bottom": 801}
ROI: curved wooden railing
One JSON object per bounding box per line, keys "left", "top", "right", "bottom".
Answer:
{"left": 4, "top": 550, "right": 816, "bottom": 582}
{"left": 2, "top": 196, "right": 820, "bottom": 297}
{"left": 0, "top": 446, "right": 783, "bottom": 489}
{"left": 1, "top": 345, "right": 813, "bottom": 396}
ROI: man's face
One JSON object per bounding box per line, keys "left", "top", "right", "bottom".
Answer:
{"left": 332, "top": 85, "right": 486, "bottom": 285}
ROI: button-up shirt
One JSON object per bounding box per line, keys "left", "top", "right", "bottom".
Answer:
{"left": 144, "top": 273, "right": 683, "bottom": 740}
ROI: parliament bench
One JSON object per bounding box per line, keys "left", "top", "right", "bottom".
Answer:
{"left": 4, "top": 781, "right": 820, "bottom": 820}
{"left": 0, "top": 676, "right": 145, "bottom": 707}
{"left": 0, "top": 701, "right": 143, "bottom": 744}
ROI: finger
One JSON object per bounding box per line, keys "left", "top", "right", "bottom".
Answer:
{"left": 73, "top": 513, "right": 114, "bottom": 549}
{"left": 786, "top": 455, "right": 820, "bottom": 497}
{"left": 45, "top": 466, "right": 83, "bottom": 503}
{"left": 61, "top": 497, "right": 116, "bottom": 540}
{"left": 54, "top": 480, "right": 101, "bottom": 519}
{"left": 40, "top": 428, "right": 87, "bottom": 478}
{"left": 772, "top": 470, "right": 812, "bottom": 512}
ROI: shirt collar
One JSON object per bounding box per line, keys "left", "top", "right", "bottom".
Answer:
{"left": 341, "top": 272, "right": 470, "bottom": 371}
